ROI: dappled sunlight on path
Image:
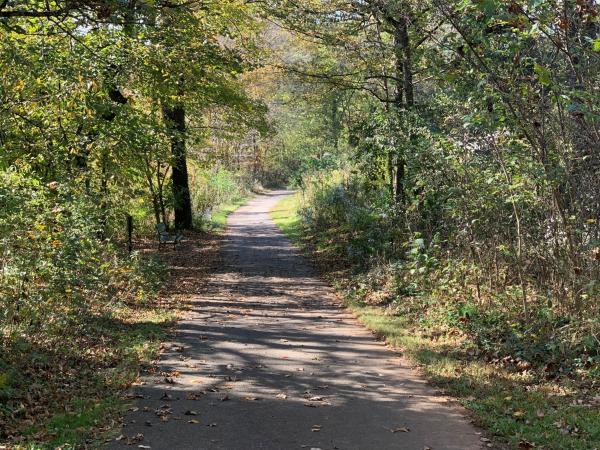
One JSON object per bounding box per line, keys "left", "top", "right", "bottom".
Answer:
{"left": 108, "top": 191, "right": 484, "bottom": 450}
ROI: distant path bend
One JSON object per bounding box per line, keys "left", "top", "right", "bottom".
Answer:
{"left": 111, "top": 190, "right": 484, "bottom": 450}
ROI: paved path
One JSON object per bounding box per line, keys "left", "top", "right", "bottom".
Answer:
{"left": 111, "top": 191, "right": 484, "bottom": 450}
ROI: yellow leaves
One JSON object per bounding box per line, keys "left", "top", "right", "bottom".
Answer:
{"left": 13, "top": 79, "right": 25, "bottom": 92}
{"left": 512, "top": 409, "right": 525, "bottom": 418}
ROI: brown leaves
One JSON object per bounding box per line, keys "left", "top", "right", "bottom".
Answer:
{"left": 125, "top": 393, "right": 144, "bottom": 400}
{"left": 302, "top": 392, "right": 330, "bottom": 407}
{"left": 186, "top": 392, "right": 203, "bottom": 400}
{"left": 154, "top": 404, "right": 172, "bottom": 420}
{"left": 116, "top": 433, "right": 145, "bottom": 445}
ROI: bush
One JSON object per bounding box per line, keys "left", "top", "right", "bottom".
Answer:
{"left": 190, "top": 167, "right": 251, "bottom": 227}
{"left": 0, "top": 169, "right": 164, "bottom": 340}
{"left": 297, "top": 163, "right": 600, "bottom": 379}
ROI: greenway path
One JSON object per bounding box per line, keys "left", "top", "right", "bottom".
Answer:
{"left": 111, "top": 191, "right": 484, "bottom": 450}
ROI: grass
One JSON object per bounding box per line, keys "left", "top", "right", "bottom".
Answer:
{"left": 270, "top": 194, "right": 600, "bottom": 450}
{"left": 270, "top": 193, "right": 303, "bottom": 241}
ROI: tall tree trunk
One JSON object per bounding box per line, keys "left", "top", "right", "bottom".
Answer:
{"left": 163, "top": 102, "right": 193, "bottom": 230}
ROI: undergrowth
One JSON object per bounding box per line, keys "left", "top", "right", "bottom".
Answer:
{"left": 271, "top": 191, "right": 600, "bottom": 450}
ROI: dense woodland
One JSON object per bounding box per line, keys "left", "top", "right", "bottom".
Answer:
{"left": 0, "top": 0, "right": 599, "bottom": 448}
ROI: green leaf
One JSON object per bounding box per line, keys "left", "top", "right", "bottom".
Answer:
{"left": 533, "top": 63, "right": 551, "bottom": 86}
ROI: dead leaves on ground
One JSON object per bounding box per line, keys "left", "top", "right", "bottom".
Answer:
{"left": 302, "top": 391, "right": 331, "bottom": 407}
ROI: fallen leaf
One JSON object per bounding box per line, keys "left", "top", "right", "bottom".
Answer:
{"left": 244, "top": 396, "right": 259, "bottom": 401}
{"left": 188, "top": 419, "right": 200, "bottom": 424}
{"left": 276, "top": 393, "right": 288, "bottom": 399}
{"left": 220, "top": 395, "right": 229, "bottom": 402}
{"left": 184, "top": 410, "right": 198, "bottom": 416}
{"left": 390, "top": 427, "right": 410, "bottom": 433}
{"left": 125, "top": 393, "right": 144, "bottom": 399}
{"left": 518, "top": 441, "right": 535, "bottom": 449}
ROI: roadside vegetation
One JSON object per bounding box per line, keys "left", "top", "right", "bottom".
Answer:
{"left": 272, "top": 192, "right": 600, "bottom": 450}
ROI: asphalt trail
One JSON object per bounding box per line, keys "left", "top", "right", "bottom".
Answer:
{"left": 109, "top": 190, "right": 484, "bottom": 450}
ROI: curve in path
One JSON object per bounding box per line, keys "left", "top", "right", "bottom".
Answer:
{"left": 110, "top": 191, "right": 484, "bottom": 450}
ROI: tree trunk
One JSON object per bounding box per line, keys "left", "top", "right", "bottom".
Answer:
{"left": 163, "top": 103, "right": 193, "bottom": 230}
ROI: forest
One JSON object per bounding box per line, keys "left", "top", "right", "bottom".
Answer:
{"left": 0, "top": 0, "right": 599, "bottom": 449}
